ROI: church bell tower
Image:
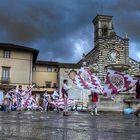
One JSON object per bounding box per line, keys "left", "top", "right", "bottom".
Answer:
{"left": 91, "top": 15, "right": 129, "bottom": 82}
{"left": 93, "top": 15, "right": 114, "bottom": 41}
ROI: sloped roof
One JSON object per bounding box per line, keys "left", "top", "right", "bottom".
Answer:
{"left": 59, "top": 63, "right": 80, "bottom": 68}
{"left": 0, "top": 43, "right": 39, "bottom": 63}
{"left": 36, "top": 60, "right": 59, "bottom": 66}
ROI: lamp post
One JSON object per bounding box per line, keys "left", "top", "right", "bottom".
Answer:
{"left": 81, "top": 53, "right": 88, "bottom": 67}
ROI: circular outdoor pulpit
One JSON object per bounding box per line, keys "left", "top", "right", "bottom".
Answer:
{"left": 123, "top": 98, "right": 139, "bottom": 107}
{"left": 105, "top": 64, "right": 130, "bottom": 72}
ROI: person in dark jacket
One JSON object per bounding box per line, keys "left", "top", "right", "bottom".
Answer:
{"left": 134, "top": 80, "right": 140, "bottom": 118}
{"left": 61, "top": 79, "right": 71, "bottom": 116}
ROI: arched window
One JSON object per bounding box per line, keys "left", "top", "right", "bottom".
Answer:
{"left": 102, "top": 25, "right": 108, "bottom": 37}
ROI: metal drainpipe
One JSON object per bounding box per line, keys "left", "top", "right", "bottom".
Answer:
{"left": 57, "top": 66, "right": 60, "bottom": 88}
{"left": 29, "top": 53, "right": 32, "bottom": 86}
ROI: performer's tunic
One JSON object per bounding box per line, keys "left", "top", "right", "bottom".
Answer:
{"left": 16, "top": 89, "right": 23, "bottom": 110}
{"left": 52, "top": 90, "right": 59, "bottom": 100}
{"left": 61, "top": 84, "right": 71, "bottom": 112}
{"left": 91, "top": 92, "right": 98, "bottom": 103}
{"left": 4, "top": 93, "right": 12, "bottom": 111}
{"left": 136, "top": 81, "right": 140, "bottom": 100}
{"left": 91, "top": 89, "right": 99, "bottom": 115}
{"left": 43, "top": 92, "right": 50, "bottom": 111}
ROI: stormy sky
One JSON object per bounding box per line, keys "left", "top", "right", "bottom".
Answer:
{"left": 0, "top": 0, "right": 140, "bottom": 63}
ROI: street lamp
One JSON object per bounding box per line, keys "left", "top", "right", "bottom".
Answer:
{"left": 81, "top": 53, "right": 88, "bottom": 67}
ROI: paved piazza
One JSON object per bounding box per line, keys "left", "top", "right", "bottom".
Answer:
{"left": 0, "top": 111, "right": 140, "bottom": 140}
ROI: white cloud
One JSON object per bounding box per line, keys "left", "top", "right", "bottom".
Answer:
{"left": 72, "top": 38, "right": 92, "bottom": 62}
{"left": 129, "top": 42, "right": 140, "bottom": 61}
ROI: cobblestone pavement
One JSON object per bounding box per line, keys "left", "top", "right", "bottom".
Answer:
{"left": 0, "top": 111, "right": 140, "bottom": 140}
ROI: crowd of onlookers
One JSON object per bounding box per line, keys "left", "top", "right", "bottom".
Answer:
{"left": 0, "top": 86, "right": 61, "bottom": 113}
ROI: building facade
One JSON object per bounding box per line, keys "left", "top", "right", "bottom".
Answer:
{"left": 32, "top": 60, "right": 59, "bottom": 97}
{"left": 0, "top": 43, "right": 38, "bottom": 90}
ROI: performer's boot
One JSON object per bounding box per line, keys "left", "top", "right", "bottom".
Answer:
{"left": 17, "top": 111, "right": 21, "bottom": 114}
{"left": 57, "top": 107, "right": 59, "bottom": 113}
{"left": 63, "top": 111, "right": 66, "bottom": 116}
{"left": 65, "top": 111, "right": 69, "bottom": 116}
{"left": 63, "top": 111, "right": 69, "bottom": 116}
{"left": 90, "top": 111, "right": 94, "bottom": 116}
{"left": 134, "top": 108, "right": 140, "bottom": 118}
{"left": 95, "top": 108, "right": 99, "bottom": 116}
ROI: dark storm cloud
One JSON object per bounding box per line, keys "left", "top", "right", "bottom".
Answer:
{"left": 106, "top": 0, "right": 140, "bottom": 41}
{"left": 104, "top": 0, "right": 140, "bottom": 59}
{"left": 34, "top": 25, "right": 93, "bottom": 63}
{"left": 0, "top": 0, "right": 140, "bottom": 62}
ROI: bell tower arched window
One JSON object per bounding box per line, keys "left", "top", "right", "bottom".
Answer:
{"left": 102, "top": 25, "right": 108, "bottom": 37}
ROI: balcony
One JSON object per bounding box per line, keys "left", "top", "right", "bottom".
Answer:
{"left": 0, "top": 77, "right": 10, "bottom": 84}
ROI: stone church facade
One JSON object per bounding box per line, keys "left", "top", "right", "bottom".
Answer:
{"left": 78, "top": 15, "right": 139, "bottom": 82}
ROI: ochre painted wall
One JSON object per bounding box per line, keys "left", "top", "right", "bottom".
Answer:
{"left": 0, "top": 48, "right": 33, "bottom": 86}
{"left": 32, "top": 65, "right": 58, "bottom": 87}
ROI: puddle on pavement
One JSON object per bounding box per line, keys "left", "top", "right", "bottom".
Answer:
{"left": 40, "top": 116, "right": 50, "bottom": 119}
{"left": 134, "top": 122, "right": 139, "bottom": 126}
{"left": 123, "top": 114, "right": 134, "bottom": 119}
{"left": 24, "top": 111, "right": 33, "bottom": 115}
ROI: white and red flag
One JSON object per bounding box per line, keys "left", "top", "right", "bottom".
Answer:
{"left": 21, "top": 84, "right": 36, "bottom": 108}
{"left": 74, "top": 67, "right": 102, "bottom": 93}
{"left": 54, "top": 98, "right": 75, "bottom": 109}
{"left": 103, "top": 69, "right": 137, "bottom": 98}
